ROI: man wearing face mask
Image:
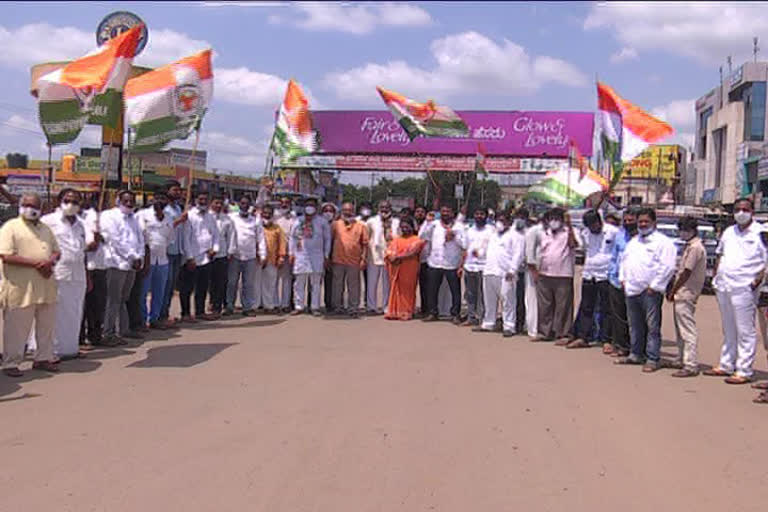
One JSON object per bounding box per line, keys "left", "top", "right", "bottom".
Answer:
{"left": 665, "top": 216, "right": 707, "bottom": 377}
{"left": 462, "top": 207, "right": 493, "bottom": 326}
{"left": 228, "top": 195, "right": 267, "bottom": 316}
{"left": 100, "top": 190, "right": 146, "bottom": 345}
{"left": 524, "top": 212, "right": 544, "bottom": 339}
{"left": 289, "top": 197, "right": 331, "bottom": 315}
{"left": 513, "top": 207, "right": 530, "bottom": 334}
{"left": 534, "top": 208, "right": 580, "bottom": 343}
{"left": 260, "top": 205, "right": 287, "bottom": 314}
{"left": 330, "top": 202, "right": 369, "bottom": 316}
{"left": 704, "top": 198, "right": 767, "bottom": 384}
{"left": 474, "top": 210, "right": 526, "bottom": 337}
{"left": 605, "top": 208, "right": 638, "bottom": 357}
{"left": 568, "top": 210, "right": 618, "bottom": 349}
{"left": 158, "top": 180, "right": 189, "bottom": 329}
{"left": 0, "top": 193, "right": 61, "bottom": 376}
{"left": 179, "top": 191, "right": 220, "bottom": 322}
{"left": 138, "top": 193, "right": 174, "bottom": 329}
{"left": 275, "top": 195, "right": 296, "bottom": 313}
{"left": 208, "top": 195, "right": 236, "bottom": 319}
{"left": 321, "top": 203, "right": 338, "bottom": 311}
{"left": 81, "top": 192, "right": 107, "bottom": 348}
{"left": 617, "top": 207, "right": 677, "bottom": 372}
{"left": 36, "top": 188, "right": 95, "bottom": 360}
{"left": 366, "top": 200, "right": 400, "bottom": 315}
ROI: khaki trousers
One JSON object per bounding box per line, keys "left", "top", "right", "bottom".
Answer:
{"left": 536, "top": 275, "right": 574, "bottom": 339}
{"left": 673, "top": 297, "right": 699, "bottom": 371}
{"left": 2, "top": 303, "right": 56, "bottom": 369}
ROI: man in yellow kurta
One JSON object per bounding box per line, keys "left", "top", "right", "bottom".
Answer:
{"left": 0, "top": 193, "right": 61, "bottom": 377}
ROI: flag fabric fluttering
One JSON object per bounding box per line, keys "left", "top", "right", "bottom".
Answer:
{"left": 271, "top": 79, "right": 317, "bottom": 162}
{"left": 475, "top": 142, "right": 488, "bottom": 177}
{"left": 376, "top": 86, "right": 469, "bottom": 140}
{"left": 36, "top": 25, "right": 143, "bottom": 144}
{"left": 597, "top": 81, "right": 674, "bottom": 187}
{"left": 568, "top": 140, "right": 589, "bottom": 181}
{"left": 526, "top": 162, "right": 609, "bottom": 208}
{"left": 125, "top": 49, "right": 213, "bottom": 153}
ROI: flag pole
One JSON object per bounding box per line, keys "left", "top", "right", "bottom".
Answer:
{"left": 185, "top": 129, "right": 201, "bottom": 209}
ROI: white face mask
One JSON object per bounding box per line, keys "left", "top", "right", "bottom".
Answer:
{"left": 734, "top": 210, "right": 752, "bottom": 226}
{"left": 119, "top": 204, "right": 133, "bottom": 215}
{"left": 61, "top": 202, "right": 79, "bottom": 216}
{"left": 323, "top": 211, "right": 334, "bottom": 221}
{"left": 20, "top": 206, "right": 41, "bottom": 221}
{"left": 549, "top": 220, "right": 562, "bottom": 231}
{"left": 514, "top": 219, "right": 526, "bottom": 230}
{"left": 304, "top": 206, "right": 317, "bottom": 216}
{"left": 496, "top": 221, "right": 506, "bottom": 232}
{"left": 360, "top": 208, "right": 372, "bottom": 217}
{"left": 639, "top": 226, "right": 654, "bottom": 236}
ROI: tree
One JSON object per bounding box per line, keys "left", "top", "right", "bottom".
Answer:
{"left": 5, "top": 153, "right": 28, "bottom": 169}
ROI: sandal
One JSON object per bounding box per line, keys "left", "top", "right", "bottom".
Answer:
{"left": 554, "top": 337, "right": 571, "bottom": 346}
{"left": 32, "top": 361, "right": 60, "bottom": 373}
{"left": 702, "top": 368, "right": 731, "bottom": 377}
{"left": 671, "top": 369, "right": 700, "bottom": 378}
{"left": 751, "top": 381, "right": 768, "bottom": 390}
{"left": 642, "top": 362, "right": 660, "bottom": 373}
{"left": 566, "top": 339, "right": 591, "bottom": 349}
{"left": 2, "top": 367, "right": 23, "bottom": 378}
{"left": 602, "top": 343, "right": 614, "bottom": 355}
{"left": 725, "top": 375, "right": 752, "bottom": 385}
{"left": 614, "top": 356, "right": 644, "bottom": 365}
{"left": 752, "top": 391, "right": 768, "bottom": 404}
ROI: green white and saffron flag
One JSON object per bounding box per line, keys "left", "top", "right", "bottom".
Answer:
{"left": 125, "top": 49, "right": 213, "bottom": 153}
{"left": 271, "top": 79, "right": 317, "bottom": 162}
{"left": 36, "top": 25, "right": 142, "bottom": 144}
{"left": 376, "top": 86, "right": 469, "bottom": 140}
{"left": 526, "top": 162, "right": 610, "bottom": 207}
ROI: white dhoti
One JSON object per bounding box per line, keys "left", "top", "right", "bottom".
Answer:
{"left": 26, "top": 280, "right": 86, "bottom": 358}
{"left": 277, "top": 264, "right": 292, "bottom": 308}
{"left": 261, "top": 264, "right": 279, "bottom": 310}
{"left": 294, "top": 273, "right": 323, "bottom": 312}
{"left": 716, "top": 287, "right": 759, "bottom": 378}
{"left": 525, "top": 269, "right": 538, "bottom": 337}
{"left": 482, "top": 275, "right": 517, "bottom": 332}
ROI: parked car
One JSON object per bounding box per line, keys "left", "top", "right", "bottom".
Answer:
{"left": 656, "top": 221, "right": 717, "bottom": 294}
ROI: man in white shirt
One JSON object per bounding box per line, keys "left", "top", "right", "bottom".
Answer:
{"left": 138, "top": 193, "right": 174, "bottom": 329}
{"left": 180, "top": 191, "right": 220, "bottom": 322}
{"left": 463, "top": 207, "right": 493, "bottom": 326}
{"left": 617, "top": 207, "right": 677, "bottom": 372}
{"left": 81, "top": 194, "right": 107, "bottom": 347}
{"left": 524, "top": 216, "right": 544, "bottom": 338}
{"left": 414, "top": 205, "right": 429, "bottom": 317}
{"left": 421, "top": 204, "right": 465, "bottom": 324}
{"left": 100, "top": 190, "right": 146, "bottom": 345}
{"left": 474, "top": 210, "right": 526, "bottom": 336}
{"left": 289, "top": 198, "right": 331, "bottom": 316}
{"left": 275, "top": 196, "right": 297, "bottom": 313}
{"left": 209, "top": 195, "right": 236, "bottom": 318}
{"left": 705, "top": 198, "right": 768, "bottom": 383}
{"left": 158, "top": 180, "right": 189, "bottom": 328}
{"left": 228, "top": 195, "right": 266, "bottom": 316}
{"left": 568, "top": 210, "right": 618, "bottom": 349}
{"left": 40, "top": 188, "right": 95, "bottom": 359}
{"left": 366, "top": 200, "right": 400, "bottom": 315}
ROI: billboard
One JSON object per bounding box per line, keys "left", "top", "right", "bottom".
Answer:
{"left": 310, "top": 110, "right": 594, "bottom": 159}
{"left": 623, "top": 145, "right": 680, "bottom": 181}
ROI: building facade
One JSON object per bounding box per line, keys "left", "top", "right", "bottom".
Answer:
{"left": 694, "top": 61, "right": 768, "bottom": 209}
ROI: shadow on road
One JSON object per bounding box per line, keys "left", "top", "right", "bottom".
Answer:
{"left": 126, "top": 343, "right": 237, "bottom": 369}
{"left": 180, "top": 319, "right": 286, "bottom": 330}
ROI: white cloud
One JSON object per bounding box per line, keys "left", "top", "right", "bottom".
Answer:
{"left": 325, "top": 31, "right": 587, "bottom": 103}
{"left": 134, "top": 29, "right": 211, "bottom": 68}
{"left": 270, "top": 2, "right": 432, "bottom": 34}
{"left": 651, "top": 98, "right": 696, "bottom": 128}
{"left": 585, "top": 2, "right": 768, "bottom": 65}
{"left": 214, "top": 68, "right": 287, "bottom": 107}
{"left": 609, "top": 47, "right": 638, "bottom": 64}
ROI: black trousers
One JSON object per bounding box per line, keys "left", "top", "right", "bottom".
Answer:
{"left": 81, "top": 269, "right": 107, "bottom": 343}
{"left": 127, "top": 272, "right": 145, "bottom": 330}
{"left": 419, "top": 262, "right": 429, "bottom": 315}
{"left": 575, "top": 279, "right": 610, "bottom": 342}
{"left": 608, "top": 284, "right": 630, "bottom": 350}
{"left": 324, "top": 269, "right": 333, "bottom": 310}
{"left": 426, "top": 266, "right": 461, "bottom": 318}
{"left": 516, "top": 270, "right": 527, "bottom": 333}
{"left": 209, "top": 257, "right": 229, "bottom": 313}
{"left": 180, "top": 262, "right": 212, "bottom": 317}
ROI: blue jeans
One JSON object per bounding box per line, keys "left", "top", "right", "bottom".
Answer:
{"left": 160, "top": 253, "right": 182, "bottom": 320}
{"left": 142, "top": 263, "right": 170, "bottom": 324}
{"left": 626, "top": 291, "right": 663, "bottom": 363}
{"left": 227, "top": 258, "right": 257, "bottom": 311}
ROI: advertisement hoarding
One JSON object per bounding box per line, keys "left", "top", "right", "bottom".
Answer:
{"left": 623, "top": 145, "right": 679, "bottom": 182}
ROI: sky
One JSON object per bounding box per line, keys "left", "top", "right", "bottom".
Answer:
{"left": 0, "top": 1, "right": 765, "bottom": 178}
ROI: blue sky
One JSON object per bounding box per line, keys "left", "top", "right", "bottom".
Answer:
{"left": 0, "top": 1, "right": 765, "bottom": 175}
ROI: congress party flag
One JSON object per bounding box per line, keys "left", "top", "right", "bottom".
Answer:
{"left": 526, "top": 164, "right": 609, "bottom": 208}
{"left": 125, "top": 49, "right": 213, "bottom": 153}
{"left": 597, "top": 81, "right": 674, "bottom": 186}
{"left": 475, "top": 142, "right": 488, "bottom": 177}
{"left": 271, "top": 79, "right": 317, "bottom": 162}
{"left": 36, "top": 25, "right": 142, "bottom": 145}
{"left": 376, "top": 86, "right": 469, "bottom": 140}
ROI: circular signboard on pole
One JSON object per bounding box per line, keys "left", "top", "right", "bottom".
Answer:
{"left": 96, "top": 11, "right": 149, "bottom": 55}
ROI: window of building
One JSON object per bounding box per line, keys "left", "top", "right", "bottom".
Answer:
{"left": 698, "top": 107, "right": 713, "bottom": 159}
{"left": 750, "top": 82, "right": 766, "bottom": 141}
{"left": 713, "top": 127, "right": 727, "bottom": 188}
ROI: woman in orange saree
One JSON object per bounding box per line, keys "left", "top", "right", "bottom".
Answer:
{"left": 385, "top": 217, "right": 426, "bottom": 321}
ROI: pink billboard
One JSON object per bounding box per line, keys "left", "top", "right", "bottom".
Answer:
{"left": 312, "top": 110, "right": 594, "bottom": 158}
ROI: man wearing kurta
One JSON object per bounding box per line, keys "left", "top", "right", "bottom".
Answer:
{"left": 366, "top": 201, "right": 400, "bottom": 315}
{"left": 0, "top": 193, "right": 61, "bottom": 377}
{"left": 260, "top": 205, "right": 287, "bottom": 313}
{"left": 290, "top": 198, "right": 331, "bottom": 316}
{"left": 331, "top": 202, "right": 369, "bottom": 316}
{"left": 228, "top": 195, "right": 267, "bottom": 316}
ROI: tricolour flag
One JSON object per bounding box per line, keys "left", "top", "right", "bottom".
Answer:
{"left": 475, "top": 142, "right": 488, "bottom": 177}
{"left": 125, "top": 49, "right": 213, "bottom": 153}
{"left": 376, "top": 86, "right": 469, "bottom": 140}
{"left": 36, "top": 26, "right": 142, "bottom": 144}
{"left": 271, "top": 79, "right": 317, "bottom": 162}
{"left": 526, "top": 163, "right": 609, "bottom": 208}
{"left": 597, "top": 81, "right": 673, "bottom": 186}
{"left": 568, "top": 140, "right": 589, "bottom": 181}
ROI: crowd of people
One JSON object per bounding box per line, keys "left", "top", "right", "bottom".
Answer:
{"left": 1, "top": 181, "right": 768, "bottom": 403}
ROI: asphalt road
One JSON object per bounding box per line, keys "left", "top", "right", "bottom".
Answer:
{"left": 1, "top": 293, "right": 766, "bottom": 511}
